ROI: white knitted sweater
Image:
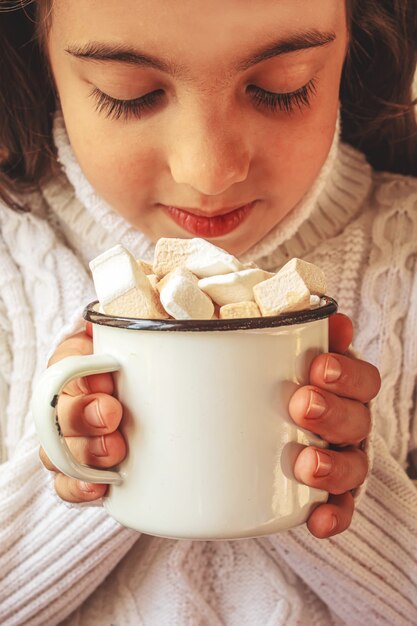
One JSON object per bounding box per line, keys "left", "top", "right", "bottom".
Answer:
{"left": 0, "top": 115, "right": 416, "bottom": 626}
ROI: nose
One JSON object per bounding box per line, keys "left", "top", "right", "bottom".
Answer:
{"left": 168, "top": 107, "right": 251, "bottom": 196}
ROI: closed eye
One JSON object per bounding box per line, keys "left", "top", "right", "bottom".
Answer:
{"left": 89, "top": 87, "right": 165, "bottom": 120}
{"left": 247, "top": 78, "right": 317, "bottom": 114}
{"left": 89, "top": 77, "right": 318, "bottom": 121}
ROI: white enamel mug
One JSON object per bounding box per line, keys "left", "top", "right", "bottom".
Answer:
{"left": 32, "top": 297, "right": 337, "bottom": 540}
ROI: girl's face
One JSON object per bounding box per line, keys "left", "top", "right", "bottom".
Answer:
{"left": 47, "top": 0, "right": 348, "bottom": 255}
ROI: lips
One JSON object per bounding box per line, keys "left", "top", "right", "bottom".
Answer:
{"left": 161, "top": 202, "right": 256, "bottom": 237}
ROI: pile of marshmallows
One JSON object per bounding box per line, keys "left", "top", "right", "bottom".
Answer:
{"left": 89, "top": 238, "right": 327, "bottom": 320}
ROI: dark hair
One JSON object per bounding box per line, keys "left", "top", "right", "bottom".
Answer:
{"left": 0, "top": 0, "right": 417, "bottom": 211}
{"left": 342, "top": 0, "right": 417, "bottom": 176}
{"left": 0, "top": 1, "right": 56, "bottom": 210}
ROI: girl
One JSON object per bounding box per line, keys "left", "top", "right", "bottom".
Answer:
{"left": 0, "top": 0, "right": 416, "bottom": 624}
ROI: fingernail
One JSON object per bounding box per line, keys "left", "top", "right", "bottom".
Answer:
{"left": 329, "top": 515, "right": 338, "bottom": 533}
{"left": 306, "top": 390, "right": 326, "bottom": 419}
{"left": 89, "top": 435, "right": 108, "bottom": 457}
{"left": 84, "top": 400, "right": 106, "bottom": 428}
{"left": 314, "top": 449, "right": 333, "bottom": 477}
{"left": 78, "top": 481, "right": 95, "bottom": 492}
{"left": 324, "top": 355, "right": 342, "bottom": 383}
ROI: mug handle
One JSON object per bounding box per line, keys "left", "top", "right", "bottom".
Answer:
{"left": 32, "top": 354, "right": 123, "bottom": 485}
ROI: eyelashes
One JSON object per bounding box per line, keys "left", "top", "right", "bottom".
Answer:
{"left": 90, "top": 78, "right": 318, "bottom": 121}
{"left": 90, "top": 87, "right": 164, "bottom": 120}
{"left": 247, "top": 78, "right": 317, "bottom": 114}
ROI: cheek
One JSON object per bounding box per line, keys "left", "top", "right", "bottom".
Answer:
{"left": 262, "top": 89, "right": 339, "bottom": 196}
{"left": 66, "top": 125, "right": 158, "bottom": 207}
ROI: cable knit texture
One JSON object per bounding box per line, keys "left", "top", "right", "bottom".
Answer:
{"left": 0, "top": 113, "right": 416, "bottom": 626}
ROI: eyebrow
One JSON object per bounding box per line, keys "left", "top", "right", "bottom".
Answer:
{"left": 65, "top": 29, "right": 336, "bottom": 77}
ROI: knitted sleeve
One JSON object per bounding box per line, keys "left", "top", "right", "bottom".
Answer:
{"left": 263, "top": 432, "right": 417, "bottom": 625}
{"left": 261, "top": 176, "right": 417, "bottom": 626}
{"left": 0, "top": 448, "right": 139, "bottom": 626}
{"left": 0, "top": 297, "right": 11, "bottom": 463}
{"left": 0, "top": 219, "right": 139, "bottom": 626}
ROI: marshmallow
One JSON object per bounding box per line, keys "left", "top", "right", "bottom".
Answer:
{"left": 198, "top": 269, "right": 273, "bottom": 306}
{"left": 253, "top": 257, "right": 326, "bottom": 316}
{"left": 157, "top": 267, "right": 214, "bottom": 320}
{"left": 147, "top": 274, "right": 159, "bottom": 290}
{"left": 241, "top": 260, "right": 260, "bottom": 270}
{"left": 220, "top": 301, "right": 261, "bottom": 319}
{"left": 137, "top": 259, "right": 154, "bottom": 275}
{"left": 211, "top": 304, "right": 221, "bottom": 320}
{"left": 90, "top": 244, "right": 139, "bottom": 305}
{"left": 310, "top": 294, "right": 322, "bottom": 308}
{"left": 253, "top": 272, "right": 310, "bottom": 316}
{"left": 278, "top": 258, "right": 326, "bottom": 295}
{"left": 91, "top": 243, "right": 327, "bottom": 322}
{"left": 89, "top": 244, "right": 168, "bottom": 319}
{"left": 153, "top": 237, "right": 244, "bottom": 278}
{"left": 104, "top": 287, "right": 167, "bottom": 319}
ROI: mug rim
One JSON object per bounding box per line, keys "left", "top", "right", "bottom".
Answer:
{"left": 83, "top": 296, "right": 338, "bottom": 332}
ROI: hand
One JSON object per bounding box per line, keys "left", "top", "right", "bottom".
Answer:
{"left": 289, "top": 313, "right": 381, "bottom": 539}
{"left": 39, "top": 323, "right": 127, "bottom": 502}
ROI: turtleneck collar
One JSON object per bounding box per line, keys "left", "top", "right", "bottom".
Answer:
{"left": 43, "top": 110, "right": 372, "bottom": 271}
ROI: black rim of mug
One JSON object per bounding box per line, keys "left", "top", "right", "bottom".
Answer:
{"left": 83, "top": 296, "right": 338, "bottom": 332}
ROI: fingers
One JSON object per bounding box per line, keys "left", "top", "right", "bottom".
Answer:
{"left": 307, "top": 492, "right": 355, "bottom": 538}
{"left": 42, "top": 326, "right": 125, "bottom": 503}
{"left": 288, "top": 385, "right": 371, "bottom": 445}
{"left": 294, "top": 445, "right": 368, "bottom": 495}
{"left": 40, "top": 429, "right": 126, "bottom": 503}
{"left": 56, "top": 392, "right": 123, "bottom": 436}
{"left": 41, "top": 342, "right": 124, "bottom": 503}
{"left": 40, "top": 430, "right": 126, "bottom": 470}
{"left": 54, "top": 474, "right": 108, "bottom": 503}
{"left": 39, "top": 446, "right": 58, "bottom": 471}
{"left": 48, "top": 330, "right": 114, "bottom": 397}
{"left": 328, "top": 313, "right": 353, "bottom": 354}
{"left": 292, "top": 315, "right": 374, "bottom": 538}
{"left": 309, "top": 352, "right": 381, "bottom": 404}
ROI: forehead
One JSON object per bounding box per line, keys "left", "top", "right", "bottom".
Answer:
{"left": 50, "top": 0, "right": 345, "bottom": 61}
